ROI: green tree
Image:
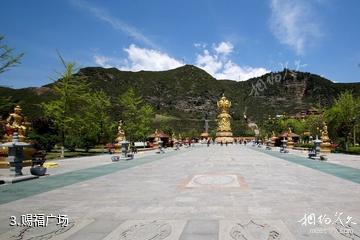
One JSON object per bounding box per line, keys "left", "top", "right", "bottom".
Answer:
{"left": 83, "top": 91, "right": 115, "bottom": 146}
{"left": 304, "top": 115, "right": 324, "bottom": 137}
{"left": 42, "top": 59, "right": 89, "bottom": 151}
{"left": 0, "top": 96, "right": 13, "bottom": 118}
{"left": 118, "top": 88, "right": 154, "bottom": 141}
{"left": 325, "top": 91, "right": 360, "bottom": 150}
{"left": 0, "top": 35, "right": 24, "bottom": 74}
{"left": 27, "top": 117, "right": 58, "bottom": 152}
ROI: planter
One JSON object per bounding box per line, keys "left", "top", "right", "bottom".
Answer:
{"left": 30, "top": 166, "right": 47, "bottom": 176}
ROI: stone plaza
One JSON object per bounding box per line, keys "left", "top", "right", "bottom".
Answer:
{"left": 0, "top": 144, "right": 359, "bottom": 240}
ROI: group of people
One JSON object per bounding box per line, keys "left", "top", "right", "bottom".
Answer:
{"left": 205, "top": 138, "right": 249, "bottom": 147}
{"left": 105, "top": 142, "right": 139, "bottom": 154}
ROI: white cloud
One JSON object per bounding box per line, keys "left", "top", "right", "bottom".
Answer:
{"left": 93, "top": 44, "right": 183, "bottom": 71}
{"left": 94, "top": 55, "right": 113, "bottom": 68}
{"left": 214, "top": 41, "right": 234, "bottom": 55}
{"left": 71, "top": 0, "right": 157, "bottom": 48}
{"left": 195, "top": 50, "right": 222, "bottom": 76}
{"left": 93, "top": 42, "right": 268, "bottom": 81}
{"left": 195, "top": 42, "right": 269, "bottom": 81}
{"left": 269, "top": 0, "right": 322, "bottom": 55}
{"left": 217, "top": 61, "right": 269, "bottom": 81}
{"left": 122, "top": 44, "right": 183, "bottom": 71}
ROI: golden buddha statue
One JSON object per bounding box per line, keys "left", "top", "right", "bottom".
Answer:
{"left": 287, "top": 127, "right": 294, "bottom": 148}
{"left": 320, "top": 122, "right": 331, "bottom": 153}
{"left": 153, "top": 129, "right": 160, "bottom": 147}
{"left": 5, "top": 105, "right": 27, "bottom": 141}
{"left": 215, "top": 94, "right": 234, "bottom": 143}
{"left": 115, "top": 120, "right": 126, "bottom": 143}
{"left": 171, "top": 132, "right": 177, "bottom": 142}
{"left": 154, "top": 129, "right": 160, "bottom": 142}
{"left": 271, "top": 131, "right": 278, "bottom": 147}
{"left": 1, "top": 105, "right": 35, "bottom": 167}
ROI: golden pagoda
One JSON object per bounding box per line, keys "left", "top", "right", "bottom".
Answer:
{"left": 215, "top": 94, "right": 234, "bottom": 143}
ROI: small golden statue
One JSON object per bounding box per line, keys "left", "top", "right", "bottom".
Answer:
{"left": 271, "top": 131, "right": 277, "bottom": 147}
{"left": 171, "top": 132, "right": 177, "bottom": 142}
{"left": 215, "top": 94, "right": 234, "bottom": 143}
{"left": 320, "top": 122, "right": 331, "bottom": 153}
{"left": 5, "top": 105, "right": 27, "bottom": 141}
{"left": 287, "top": 127, "right": 294, "bottom": 148}
{"left": 154, "top": 129, "right": 160, "bottom": 142}
{"left": 115, "top": 120, "right": 126, "bottom": 143}
{"left": 152, "top": 129, "right": 161, "bottom": 147}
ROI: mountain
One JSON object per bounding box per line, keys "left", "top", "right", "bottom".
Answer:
{"left": 1, "top": 65, "right": 360, "bottom": 134}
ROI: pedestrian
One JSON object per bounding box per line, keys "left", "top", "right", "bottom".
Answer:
{"left": 225, "top": 141, "right": 228, "bottom": 146}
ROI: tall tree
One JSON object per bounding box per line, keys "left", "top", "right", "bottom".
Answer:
{"left": 42, "top": 59, "right": 89, "bottom": 150}
{"left": 0, "top": 35, "right": 24, "bottom": 74}
{"left": 118, "top": 88, "right": 154, "bottom": 141}
{"left": 84, "top": 91, "right": 115, "bottom": 145}
{"left": 325, "top": 91, "right": 360, "bottom": 150}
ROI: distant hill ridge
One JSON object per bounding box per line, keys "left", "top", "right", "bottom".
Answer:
{"left": 1, "top": 64, "right": 360, "bottom": 123}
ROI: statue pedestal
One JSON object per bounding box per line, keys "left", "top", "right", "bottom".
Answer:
{"left": 287, "top": 140, "right": 294, "bottom": 149}
{"left": 320, "top": 142, "right": 331, "bottom": 154}
{"left": 200, "top": 132, "right": 209, "bottom": 140}
{"left": 0, "top": 133, "right": 32, "bottom": 176}
{"left": 0, "top": 145, "right": 36, "bottom": 169}
{"left": 215, "top": 132, "right": 234, "bottom": 143}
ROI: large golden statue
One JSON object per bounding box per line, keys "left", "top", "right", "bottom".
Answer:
{"left": 5, "top": 105, "right": 27, "bottom": 141}
{"left": 1, "top": 105, "right": 35, "bottom": 168}
{"left": 215, "top": 94, "right": 234, "bottom": 143}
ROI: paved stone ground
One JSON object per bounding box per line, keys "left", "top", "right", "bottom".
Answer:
{"left": 0, "top": 145, "right": 359, "bottom": 240}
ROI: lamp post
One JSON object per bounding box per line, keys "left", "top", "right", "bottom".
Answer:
{"left": 280, "top": 138, "right": 288, "bottom": 153}
{"left": 121, "top": 140, "right": 130, "bottom": 158}
{"left": 314, "top": 136, "right": 322, "bottom": 156}
{"left": 157, "top": 140, "right": 164, "bottom": 154}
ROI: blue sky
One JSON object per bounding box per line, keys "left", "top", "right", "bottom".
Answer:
{"left": 1, "top": 0, "right": 360, "bottom": 88}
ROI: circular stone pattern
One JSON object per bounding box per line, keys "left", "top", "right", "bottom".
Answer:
{"left": 119, "top": 221, "right": 171, "bottom": 240}
{"left": 192, "top": 175, "right": 236, "bottom": 185}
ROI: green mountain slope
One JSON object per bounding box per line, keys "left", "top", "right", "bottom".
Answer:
{"left": 1, "top": 65, "right": 359, "bottom": 132}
